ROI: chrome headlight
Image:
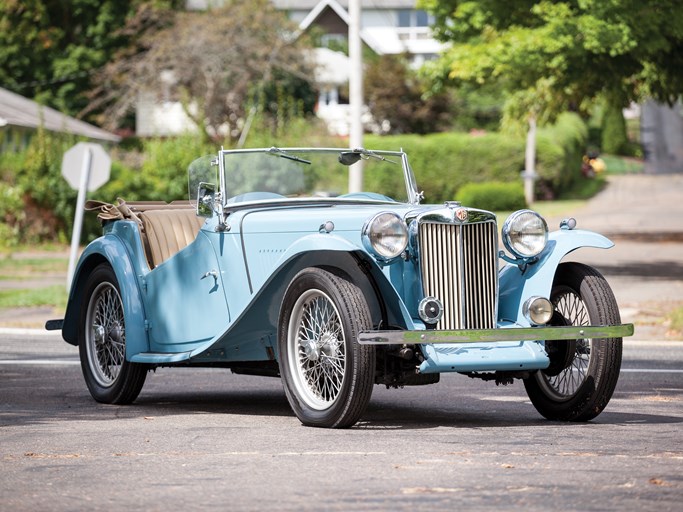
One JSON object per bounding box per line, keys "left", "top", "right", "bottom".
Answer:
{"left": 502, "top": 210, "right": 548, "bottom": 258}
{"left": 362, "top": 212, "right": 408, "bottom": 263}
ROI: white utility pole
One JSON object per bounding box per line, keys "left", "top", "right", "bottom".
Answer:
{"left": 522, "top": 114, "right": 538, "bottom": 205}
{"left": 348, "top": 0, "right": 363, "bottom": 192}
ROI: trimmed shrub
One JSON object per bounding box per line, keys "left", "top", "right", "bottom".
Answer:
{"left": 366, "top": 112, "right": 587, "bottom": 203}
{"left": 456, "top": 181, "right": 526, "bottom": 211}
{"left": 365, "top": 131, "right": 525, "bottom": 203}
{"left": 601, "top": 102, "right": 628, "bottom": 155}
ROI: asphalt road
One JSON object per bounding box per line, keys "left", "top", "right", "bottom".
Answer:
{"left": 1, "top": 332, "right": 681, "bottom": 511}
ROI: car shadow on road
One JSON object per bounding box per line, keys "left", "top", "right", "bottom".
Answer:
{"left": 353, "top": 402, "right": 683, "bottom": 430}
{"left": 5, "top": 392, "right": 680, "bottom": 429}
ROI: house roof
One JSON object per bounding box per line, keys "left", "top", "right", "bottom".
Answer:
{"left": 273, "top": 1, "right": 416, "bottom": 8}
{"left": 0, "top": 87, "right": 120, "bottom": 143}
{"left": 298, "top": 0, "right": 384, "bottom": 54}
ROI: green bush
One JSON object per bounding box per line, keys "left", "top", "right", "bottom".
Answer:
{"left": 366, "top": 112, "right": 587, "bottom": 203}
{"left": 0, "top": 181, "right": 24, "bottom": 248}
{"left": 365, "top": 132, "right": 524, "bottom": 203}
{"left": 535, "top": 112, "right": 588, "bottom": 197}
{"left": 601, "top": 102, "right": 628, "bottom": 155}
{"left": 456, "top": 181, "right": 526, "bottom": 211}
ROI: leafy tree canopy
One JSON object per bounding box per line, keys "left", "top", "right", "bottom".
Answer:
{"left": 420, "top": 0, "right": 683, "bottom": 123}
{"left": 88, "top": 0, "right": 314, "bottom": 142}
{"left": 365, "top": 54, "right": 452, "bottom": 134}
{"left": 0, "top": 0, "right": 181, "bottom": 120}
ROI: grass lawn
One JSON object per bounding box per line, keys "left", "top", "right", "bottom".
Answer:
{"left": 0, "top": 256, "right": 69, "bottom": 280}
{"left": 0, "top": 251, "right": 69, "bottom": 309}
{"left": 0, "top": 285, "right": 68, "bottom": 309}
{"left": 602, "top": 155, "right": 644, "bottom": 175}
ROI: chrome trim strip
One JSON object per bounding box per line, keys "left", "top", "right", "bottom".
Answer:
{"left": 358, "top": 324, "right": 635, "bottom": 345}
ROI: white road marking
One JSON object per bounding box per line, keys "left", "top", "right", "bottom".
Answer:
{"left": 0, "top": 359, "right": 79, "bottom": 366}
{"left": 621, "top": 369, "right": 683, "bottom": 373}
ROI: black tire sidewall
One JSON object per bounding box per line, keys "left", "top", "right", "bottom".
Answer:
{"left": 78, "top": 263, "right": 146, "bottom": 404}
{"left": 278, "top": 267, "right": 374, "bottom": 428}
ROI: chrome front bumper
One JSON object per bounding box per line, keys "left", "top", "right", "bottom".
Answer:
{"left": 358, "top": 324, "right": 634, "bottom": 345}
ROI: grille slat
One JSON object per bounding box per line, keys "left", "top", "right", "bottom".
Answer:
{"left": 419, "top": 221, "right": 497, "bottom": 330}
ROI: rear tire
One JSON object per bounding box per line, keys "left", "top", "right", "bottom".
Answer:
{"left": 524, "top": 262, "right": 622, "bottom": 421}
{"left": 278, "top": 268, "right": 375, "bottom": 428}
{"left": 78, "top": 263, "right": 147, "bottom": 404}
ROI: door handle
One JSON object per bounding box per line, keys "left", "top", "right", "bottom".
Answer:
{"left": 201, "top": 270, "right": 218, "bottom": 280}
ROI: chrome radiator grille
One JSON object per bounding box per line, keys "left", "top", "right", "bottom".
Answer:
{"left": 418, "top": 221, "right": 498, "bottom": 330}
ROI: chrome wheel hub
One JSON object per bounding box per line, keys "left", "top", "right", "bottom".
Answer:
{"left": 288, "top": 290, "right": 346, "bottom": 411}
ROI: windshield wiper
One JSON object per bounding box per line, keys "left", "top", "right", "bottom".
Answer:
{"left": 267, "top": 147, "right": 311, "bottom": 165}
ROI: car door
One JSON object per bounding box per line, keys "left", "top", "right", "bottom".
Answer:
{"left": 143, "top": 231, "right": 230, "bottom": 352}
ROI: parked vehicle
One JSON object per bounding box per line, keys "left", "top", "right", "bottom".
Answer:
{"left": 48, "top": 147, "right": 633, "bottom": 428}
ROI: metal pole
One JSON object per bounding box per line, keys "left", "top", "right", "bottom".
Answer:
{"left": 524, "top": 115, "right": 537, "bottom": 206}
{"left": 66, "top": 148, "right": 92, "bottom": 290}
{"left": 348, "top": 0, "right": 363, "bottom": 193}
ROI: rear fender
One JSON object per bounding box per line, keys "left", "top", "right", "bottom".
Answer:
{"left": 62, "top": 226, "right": 149, "bottom": 359}
{"left": 498, "top": 229, "right": 613, "bottom": 324}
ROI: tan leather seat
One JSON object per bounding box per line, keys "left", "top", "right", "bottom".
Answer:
{"left": 139, "top": 209, "right": 205, "bottom": 268}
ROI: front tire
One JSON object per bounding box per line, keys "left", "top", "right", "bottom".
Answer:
{"left": 278, "top": 268, "right": 375, "bottom": 428}
{"left": 78, "top": 263, "right": 147, "bottom": 404}
{"left": 524, "top": 262, "right": 623, "bottom": 421}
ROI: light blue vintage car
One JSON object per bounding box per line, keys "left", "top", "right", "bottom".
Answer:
{"left": 49, "top": 147, "right": 633, "bottom": 428}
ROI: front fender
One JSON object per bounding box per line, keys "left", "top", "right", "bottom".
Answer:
{"left": 62, "top": 230, "right": 149, "bottom": 359}
{"left": 498, "top": 229, "right": 613, "bottom": 324}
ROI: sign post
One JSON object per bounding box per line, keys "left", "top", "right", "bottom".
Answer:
{"left": 62, "top": 142, "right": 111, "bottom": 289}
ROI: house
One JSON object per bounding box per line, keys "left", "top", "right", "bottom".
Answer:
{"left": 287, "top": 0, "right": 444, "bottom": 135}
{"left": 137, "top": 0, "right": 442, "bottom": 137}
{"left": 0, "top": 86, "right": 120, "bottom": 152}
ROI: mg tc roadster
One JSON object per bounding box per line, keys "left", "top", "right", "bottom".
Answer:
{"left": 49, "top": 147, "right": 633, "bottom": 428}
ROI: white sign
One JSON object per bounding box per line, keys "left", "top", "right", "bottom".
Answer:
{"left": 62, "top": 142, "right": 112, "bottom": 289}
{"left": 61, "top": 142, "right": 111, "bottom": 191}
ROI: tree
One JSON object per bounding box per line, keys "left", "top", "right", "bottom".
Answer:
{"left": 421, "top": 0, "right": 683, "bottom": 123}
{"left": 0, "top": 0, "right": 180, "bottom": 121}
{"left": 88, "top": 0, "right": 315, "bottom": 142}
{"left": 364, "top": 54, "right": 452, "bottom": 134}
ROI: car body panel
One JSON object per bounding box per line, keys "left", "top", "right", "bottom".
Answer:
{"left": 62, "top": 221, "right": 149, "bottom": 358}
{"left": 497, "top": 228, "right": 614, "bottom": 323}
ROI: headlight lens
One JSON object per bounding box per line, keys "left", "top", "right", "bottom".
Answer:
{"left": 502, "top": 210, "right": 548, "bottom": 258}
{"left": 362, "top": 212, "right": 408, "bottom": 262}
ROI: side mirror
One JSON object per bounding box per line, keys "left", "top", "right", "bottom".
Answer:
{"left": 196, "top": 182, "right": 216, "bottom": 218}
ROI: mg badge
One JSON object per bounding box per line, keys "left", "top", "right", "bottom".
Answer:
{"left": 455, "top": 208, "right": 468, "bottom": 222}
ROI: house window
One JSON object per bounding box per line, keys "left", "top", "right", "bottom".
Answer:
{"left": 397, "top": 9, "right": 432, "bottom": 28}
{"left": 398, "top": 9, "right": 411, "bottom": 27}
{"left": 415, "top": 10, "right": 429, "bottom": 27}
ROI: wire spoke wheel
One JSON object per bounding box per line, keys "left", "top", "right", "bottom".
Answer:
{"left": 279, "top": 268, "right": 374, "bottom": 428}
{"left": 524, "top": 262, "right": 623, "bottom": 421}
{"left": 290, "top": 290, "right": 346, "bottom": 409}
{"left": 539, "top": 288, "right": 592, "bottom": 400}
{"left": 78, "top": 263, "right": 147, "bottom": 404}
{"left": 86, "top": 282, "right": 126, "bottom": 387}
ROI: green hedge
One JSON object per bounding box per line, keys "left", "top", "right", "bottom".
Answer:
{"left": 365, "top": 112, "right": 587, "bottom": 204}
{"left": 456, "top": 181, "right": 526, "bottom": 211}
